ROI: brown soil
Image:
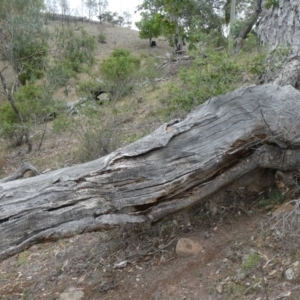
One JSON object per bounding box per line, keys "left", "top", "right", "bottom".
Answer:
{"left": 1, "top": 204, "right": 299, "bottom": 300}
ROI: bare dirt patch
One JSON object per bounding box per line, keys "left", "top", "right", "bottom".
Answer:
{"left": 1, "top": 203, "right": 300, "bottom": 300}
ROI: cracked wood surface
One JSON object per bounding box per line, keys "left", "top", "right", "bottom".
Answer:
{"left": 1, "top": 84, "right": 300, "bottom": 261}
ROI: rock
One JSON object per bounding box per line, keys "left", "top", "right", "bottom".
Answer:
{"left": 236, "top": 268, "right": 246, "bottom": 280}
{"left": 175, "top": 238, "right": 203, "bottom": 257}
{"left": 98, "top": 93, "right": 111, "bottom": 102}
{"left": 59, "top": 287, "right": 84, "bottom": 300}
{"left": 285, "top": 261, "right": 300, "bottom": 283}
{"left": 216, "top": 284, "right": 223, "bottom": 294}
{"left": 272, "top": 202, "right": 294, "bottom": 219}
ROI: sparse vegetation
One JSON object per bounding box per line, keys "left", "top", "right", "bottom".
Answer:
{"left": 165, "top": 47, "right": 265, "bottom": 113}
{"left": 100, "top": 48, "right": 141, "bottom": 100}
{"left": 2, "top": 1, "right": 300, "bottom": 299}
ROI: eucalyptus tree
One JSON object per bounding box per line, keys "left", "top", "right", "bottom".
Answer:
{"left": 85, "top": 0, "right": 98, "bottom": 20}
{"left": 0, "top": 0, "right": 96, "bottom": 152}
{"left": 137, "top": 0, "right": 225, "bottom": 50}
{"left": 0, "top": 0, "right": 47, "bottom": 151}
{"left": 58, "top": 0, "right": 70, "bottom": 23}
{"left": 135, "top": 12, "right": 162, "bottom": 46}
{"left": 98, "top": 0, "right": 108, "bottom": 23}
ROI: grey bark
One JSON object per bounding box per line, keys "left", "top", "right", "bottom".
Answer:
{"left": 1, "top": 84, "right": 300, "bottom": 261}
{"left": 0, "top": 162, "right": 41, "bottom": 183}
{"left": 234, "top": 0, "right": 262, "bottom": 52}
{"left": 257, "top": 0, "right": 300, "bottom": 88}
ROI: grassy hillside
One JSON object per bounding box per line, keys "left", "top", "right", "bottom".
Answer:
{"left": 2, "top": 19, "right": 300, "bottom": 300}
{"left": 0, "top": 19, "right": 262, "bottom": 179}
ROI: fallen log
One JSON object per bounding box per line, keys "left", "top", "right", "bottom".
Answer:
{"left": 1, "top": 84, "right": 300, "bottom": 261}
{"left": 0, "top": 162, "right": 41, "bottom": 183}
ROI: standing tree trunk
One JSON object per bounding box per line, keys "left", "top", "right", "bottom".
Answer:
{"left": 257, "top": 0, "right": 300, "bottom": 88}
{"left": 234, "top": 0, "right": 262, "bottom": 52}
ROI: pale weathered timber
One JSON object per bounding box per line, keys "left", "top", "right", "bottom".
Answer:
{"left": 1, "top": 84, "right": 300, "bottom": 261}
{"left": 0, "top": 162, "right": 41, "bottom": 183}
{"left": 257, "top": 0, "right": 300, "bottom": 87}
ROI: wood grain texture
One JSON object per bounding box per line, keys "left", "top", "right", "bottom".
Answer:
{"left": 1, "top": 84, "right": 300, "bottom": 261}
{"left": 257, "top": 1, "right": 300, "bottom": 87}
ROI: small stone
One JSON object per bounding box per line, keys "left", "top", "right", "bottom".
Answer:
{"left": 159, "top": 255, "right": 167, "bottom": 264}
{"left": 216, "top": 284, "right": 223, "bottom": 294}
{"left": 285, "top": 261, "right": 300, "bottom": 283}
{"left": 98, "top": 93, "right": 111, "bottom": 102}
{"left": 236, "top": 268, "right": 246, "bottom": 280}
{"left": 175, "top": 238, "right": 203, "bottom": 257}
{"left": 59, "top": 287, "right": 84, "bottom": 300}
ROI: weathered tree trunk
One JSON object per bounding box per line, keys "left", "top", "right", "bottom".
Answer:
{"left": 1, "top": 84, "right": 300, "bottom": 261}
{"left": 234, "top": 0, "right": 262, "bottom": 52}
{"left": 257, "top": 0, "right": 300, "bottom": 88}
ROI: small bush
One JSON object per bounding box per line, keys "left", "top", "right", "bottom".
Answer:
{"left": 54, "top": 27, "right": 96, "bottom": 75}
{"left": 0, "top": 103, "right": 18, "bottom": 126}
{"left": 166, "top": 49, "right": 266, "bottom": 113}
{"left": 0, "top": 83, "right": 57, "bottom": 146}
{"left": 97, "top": 33, "right": 106, "bottom": 43}
{"left": 167, "top": 50, "right": 240, "bottom": 112}
{"left": 77, "top": 79, "right": 107, "bottom": 100}
{"left": 100, "top": 48, "right": 140, "bottom": 100}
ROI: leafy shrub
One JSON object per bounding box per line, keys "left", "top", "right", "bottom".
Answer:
{"left": 97, "top": 33, "right": 106, "bottom": 43}
{"left": 242, "top": 32, "right": 259, "bottom": 52}
{"left": 54, "top": 27, "right": 96, "bottom": 75}
{"left": 1, "top": 3, "right": 49, "bottom": 85}
{"left": 72, "top": 103, "right": 128, "bottom": 162}
{"left": 77, "top": 79, "right": 107, "bottom": 100}
{"left": 1, "top": 84, "right": 56, "bottom": 127}
{"left": 166, "top": 49, "right": 266, "bottom": 113}
{"left": 14, "top": 84, "right": 47, "bottom": 122}
{"left": 0, "top": 103, "right": 18, "bottom": 126}
{"left": 101, "top": 48, "right": 140, "bottom": 82}
{"left": 100, "top": 48, "right": 140, "bottom": 100}
{"left": 166, "top": 50, "right": 240, "bottom": 112}
{"left": 265, "top": 0, "right": 279, "bottom": 9}
{"left": 17, "top": 41, "right": 49, "bottom": 85}
{"left": 0, "top": 103, "right": 22, "bottom": 145}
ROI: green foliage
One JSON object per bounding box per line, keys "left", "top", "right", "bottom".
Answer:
{"left": 166, "top": 50, "right": 240, "bottom": 112}
{"left": 165, "top": 47, "right": 267, "bottom": 114}
{"left": 230, "top": 19, "right": 245, "bottom": 39}
{"left": 100, "top": 11, "right": 131, "bottom": 26}
{"left": 0, "top": 0, "right": 44, "bottom": 19}
{"left": 0, "top": 84, "right": 54, "bottom": 127}
{"left": 136, "top": 12, "right": 162, "bottom": 44}
{"left": 242, "top": 252, "right": 261, "bottom": 271}
{"left": 138, "top": 0, "right": 225, "bottom": 47}
{"left": 224, "top": 282, "right": 246, "bottom": 299}
{"left": 14, "top": 84, "right": 45, "bottom": 121}
{"left": 101, "top": 48, "right": 140, "bottom": 82}
{"left": 242, "top": 32, "right": 259, "bottom": 52}
{"left": 265, "top": 0, "right": 279, "bottom": 9}
{"left": 1, "top": 3, "right": 49, "bottom": 84}
{"left": 77, "top": 79, "right": 107, "bottom": 100}
{"left": 72, "top": 103, "right": 130, "bottom": 162}
{"left": 247, "top": 52, "right": 267, "bottom": 76}
{"left": 97, "top": 33, "right": 106, "bottom": 43}
{"left": 268, "top": 189, "right": 285, "bottom": 203}
{"left": 0, "top": 103, "right": 18, "bottom": 126}
{"left": 100, "top": 48, "right": 140, "bottom": 100}
{"left": 54, "top": 27, "right": 96, "bottom": 75}
{"left": 0, "top": 103, "right": 23, "bottom": 145}
{"left": 259, "top": 189, "right": 285, "bottom": 210}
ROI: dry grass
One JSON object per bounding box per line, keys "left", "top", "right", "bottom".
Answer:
{"left": 0, "top": 19, "right": 175, "bottom": 178}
